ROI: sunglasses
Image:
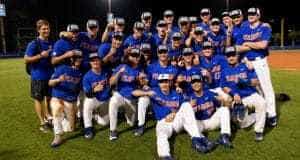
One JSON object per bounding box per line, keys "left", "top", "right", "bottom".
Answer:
{"left": 180, "top": 22, "right": 188, "bottom": 26}
{"left": 143, "top": 17, "right": 151, "bottom": 21}
{"left": 130, "top": 53, "right": 140, "bottom": 58}
{"left": 201, "top": 13, "right": 210, "bottom": 16}
{"left": 158, "top": 50, "right": 168, "bottom": 54}
{"left": 194, "top": 31, "right": 204, "bottom": 35}
{"left": 248, "top": 13, "right": 257, "bottom": 16}
{"left": 211, "top": 22, "right": 220, "bottom": 26}
{"left": 231, "top": 15, "right": 241, "bottom": 19}
{"left": 191, "top": 79, "right": 202, "bottom": 84}
{"left": 226, "top": 53, "right": 237, "bottom": 57}
{"left": 203, "top": 46, "right": 213, "bottom": 50}
{"left": 158, "top": 79, "right": 169, "bottom": 83}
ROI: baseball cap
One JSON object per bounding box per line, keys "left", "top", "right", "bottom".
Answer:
{"left": 129, "top": 48, "right": 141, "bottom": 57}
{"left": 189, "top": 16, "right": 198, "bottom": 24}
{"left": 224, "top": 46, "right": 237, "bottom": 57}
{"left": 163, "top": 10, "right": 174, "bottom": 17}
{"left": 178, "top": 16, "right": 189, "bottom": 26}
{"left": 194, "top": 27, "right": 204, "bottom": 35}
{"left": 172, "top": 32, "right": 182, "bottom": 40}
{"left": 87, "top": 19, "right": 99, "bottom": 28}
{"left": 191, "top": 74, "right": 203, "bottom": 83}
{"left": 221, "top": 11, "right": 230, "bottom": 18}
{"left": 134, "top": 22, "right": 145, "bottom": 30}
{"left": 211, "top": 18, "right": 221, "bottom": 25}
{"left": 158, "top": 74, "right": 170, "bottom": 81}
{"left": 156, "top": 20, "right": 167, "bottom": 27}
{"left": 114, "top": 17, "right": 125, "bottom": 25}
{"left": 248, "top": 7, "right": 260, "bottom": 16}
{"left": 203, "top": 41, "right": 213, "bottom": 49}
{"left": 140, "top": 43, "right": 151, "bottom": 52}
{"left": 141, "top": 12, "right": 152, "bottom": 20}
{"left": 200, "top": 8, "right": 211, "bottom": 15}
{"left": 89, "top": 52, "right": 100, "bottom": 60}
{"left": 112, "top": 32, "right": 124, "bottom": 40}
{"left": 230, "top": 9, "right": 243, "bottom": 18}
{"left": 157, "top": 45, "right": 168, "bottom": 53}
{"left": 182, "top": 47, "right": 193, "bottom": 56}
{"left": 67, "top": 24, "right": 80, "bottom": 32}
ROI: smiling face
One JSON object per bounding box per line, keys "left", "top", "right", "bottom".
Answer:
{"left": 226, "top": 53, "right": 239, "bottom": 65}
{"left": 38, "top": 25, "right": 50, "bottom": 39}
{"left": 202, "top": 47, "right": 213, "bottom": 57}
{"left": 90, "top": 58, "right": 101, "bottom": 70}
{"left": 248, "top": 14, "right": 259, "bottom": 24}
{"left": 191, "top": 80, "right": 203, "bottom": 92}
{"left": 159, "top": 79, "right": 171, "bottom": 93}
{"left": 87, "top": 26, "right": 99, "bottom": 37}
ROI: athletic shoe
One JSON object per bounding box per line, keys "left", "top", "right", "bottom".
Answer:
{"left": 267, "top": 116, "right": 278, "bottom": 127}
{"left": 51, "top": 134, "right": 62, "bottom": 148}
{"left": 255, "top": 132, "right": 264, "bottom": 142}
{"left": 109, "top": 130, "right": 118, "bottom": 141}
{"left": 84, "top": 127, "right": 94, "bottom": 140}
{"left": 217, "top": 134, "right": 233, "bottom": 148}
{"left": 134, "top": 125, "right": 145, "bottom": 136}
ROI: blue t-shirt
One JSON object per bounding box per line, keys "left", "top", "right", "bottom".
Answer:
{"left": 151, "top": 87, "right": 184, "bottom": 120}
{"left": 191, "top": 40, "right": 203, "bottom": 54}
{"left": 146, "top": 61, "right": 178, "bottom": 87}
{"left": 51, "top": 38, "right": 76, "bottom": 68}
{"left": 123, "top": 34, "right": 149, "bottom": 49}
{"left": 98, "top": 43, "right": 124, "bottom": 66}
{"left": 197, "top": 22, "right": 210, "bottom": 33}
{"left": 199, "top": 55, "right": 228, "bottom": 88}
{"left": 113, "top": 64, "right": 142, "bottom": 100}
{"left": 82, "top": 69, "right": 110, "bottom": 102}
{"left": 50, "top": 65, "right": 82, "bottom": 102}
{"left": 236, "top": 22, "right": 271, "bottom": 60}
{"left": 220, "top": 63, "right": 258, "bottom": 98}
{"left": 168, "top": 44, "right": 183, "bottom": 58}
{"left": 25, "top": 38, "right": 54, "bottom": 80}
{"left": 188, "top": 91, "right": 220, "bottom": 120}
{"left": 207, "top": 31, "right": 226, "bottom": 55}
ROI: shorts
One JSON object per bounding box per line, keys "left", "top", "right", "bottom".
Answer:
{"left": 31, "top": 80, "right": 51, "bottom": 101}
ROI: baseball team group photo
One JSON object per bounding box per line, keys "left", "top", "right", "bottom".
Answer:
{"left": 0, "top": 0, "right": 299, "bottom": 160}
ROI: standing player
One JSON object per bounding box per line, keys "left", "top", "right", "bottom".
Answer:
{"left": 132, "top": 74, "right": 216, "bottom": 159}
{"left": 163, "top": 10, "right": 179, "bottom": 33}
{"left": 228, "top": 9, "right": 245, "bottom": 45}
{"left": 168, "top": 32, "right": 183, "bottom": 58}
{"left": 108, "top": 48, "right": 149, "bottom": 140}
{"left": 48, "top": 52, "right": 83, "bottom": 147}
{"left": 236, "top": 8, "right": 277, "bottom": 126}
{"left": 141, "top": 12, "right": 155, "bottom": 40}
{"left": 207, "top": 18, "right": 227, "bottom": 55}
{"left": 188, "top": 74, "right": 233, "bottom": 148}
{"left": 78, "top": 19, "right": 101, "bottom": 73}
{"left": 82, "top": 53, "right": 110, "bottom": 139}
{"left": 185, "top": 26, "right": 205, "bottom": 55}
{"left": 24, "top": 19, "right": 53, "bottom": 132}
{"left": 178, "top": 16, "right": 190, "bottom": 41}
{"left": 198, "top": 8, "right": 212, "bottom": 34}
{"left": 101, "top": 17, "right": 125, "bottom": 43}
{"left": 220, "top": 46, "right": 266, "bottom": 141}
{"left": 123, "top": 22, "right": 148, "bottom": 50}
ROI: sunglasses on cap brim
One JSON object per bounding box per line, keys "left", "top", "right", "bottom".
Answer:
{"left": 142, "top": 49, "right": 151, "bottom": 54}
{"left": 201, "top": 13, "right": 210, "bottom": 16}
{"left": 88, "top": 25, "right": 99, "bottom": 29}
{"left": 191, "top": 79, "right": 203, "bottom": 83}
{"left": 113, "top": 36, "right": 123, "bottom": 41}
{"left": 248, "top": 13, "right": 258, "bottom": 16}
{"left": 180, "top": 22, "right": 188, "bottom": 26}
{"left": 90, "top": 57, "right": 101, "bottom": 61}
{"left": 129, "top": 53, "right": 141, "bottom": 58}
{"left": 143, "top": 16, "right": 151, "bottom": 21}
{"left": 158, "top": 50, "right": 168, "bottom": 54}
{"left": 172, "top": 37, "right": 182, "bottom": 41}
{"left": 211, "top": 22, "right": 220, "bottom": 26}
{"left": 226, "top": 52, "right": 237, "bottom": 57}
{"left": 158, "top": 79, "right": 169, "bottom": 83}
{"left": 194, "top": 31, "right": 204, "bottom": 35}
{"left": 183, "top": 52, "right": 193, "bottom": 56}
{"left": 164, "top": 15, "right": 174, "bottom": 18}
{"left": 203, "top": 46, "right": 213, "bottom": 50}
{"left": 157, "top": 24, "right": 167, "bottom": 28}
{"left": 231, "top": 15, "right": 241, "bottom": 19}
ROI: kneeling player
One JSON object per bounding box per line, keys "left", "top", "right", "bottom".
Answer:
{"left": 48, "top": 52, "right": 83, "bottom": 147}
{"left": 132, "top": 74, "right": 215, "bottom": 160}
{"left": 221, "top": 47, "right": 266, "bottom": 141}
{"left": 82, "top": 53, "right": 110, "bottom": 139}
{"left": 188, "top": 74, "right": 233, "bottom": 148}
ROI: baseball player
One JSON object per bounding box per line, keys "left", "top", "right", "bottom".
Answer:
{"left": 168, "top": 32, "right": 184, "bottom": 58}
{"left": 153, "top": 20, "right": 170, "bottom": 47}
{"left": 24, "top": 19, "right": 54, "bottom": 132}
{"left": 48, "top": 51, "right": 83, "bottom": 147}
{"left": 132, "top": 74, "right": 216, "bottom": 159}
{"left": 146, "top": 45, "right": 178, "bottom": 88}
{"left": 207, "top": 18, "right": 227, "bottom": 55}
{"left": 199, "top": 41, "right": 229, "bottom": 99}
{"left": 98, "top": 32, "right": 124, "bottom": 73}
{"left": 188, "top": 74, "right": 233, "bottom": 148}
{"left": 178, "top": 16, "right": 190, "bottom": 41}
{"left": 108, "top": 48, "right": 149, "bottom": 140}
{"left": 163, "top": 10, "right": 179, "bottom": 33}
{"left": 235, "top": 7, "right": 277, "bottom": 127}
{"left": 51, "top": 24, "right": 81, "bottom": 69}
{"left": 78, "top": 19, "right": 101, "bottom": 73}
{"left": 185, "top": 26, "right": 205, "bottom": 54}
{"left": 140, "top": 43, "right": 154, "bottom": 67}
{"left": 198, "top": 8, "right": 212, "bottom": 34}
{"left": 101, "top": 17, "right": 125, "bottom": 43}
{"left": 141, "top": 12, "right": 155, "bottom": 40}
{"left": 189, "top": 16, "right": 198, "bottom": 30}
{"left": 82, "top": 53, "right": 110, "bottom": 139}
{"left": 123, "top": 22, "right": 148, "bottom": 50}
{"left": 220, "top": 46, "right": 266, "bottom": 141}
{"left": 227, "top": 9, "right": 247, "bottom": 46}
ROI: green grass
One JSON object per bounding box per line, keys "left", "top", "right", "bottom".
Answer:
{"left": 0, "top": 58, "right": 300, "bottom": 160}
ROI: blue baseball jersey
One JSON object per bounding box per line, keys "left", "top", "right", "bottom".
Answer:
{"left": 51, "top": 38, "right": 76, "bottom": 68}
{"left": 168, "top": 44, "right": 183, "bottom": 58}
{"left": 191, "top": 40, "right": 203, "bottom": 54}
{"left": 152, "top": 33, "right": 170, "bottom": 48}
{"left": 123, "top": 34, "right": 149, "bottom": 49}
{"left": 220, "top": 63, "right": 258, "bottom": 98}
{"left": 98, "top": 43, "right": 124, "bottom": 65}
{"left": 236, "top": 22, "right": 271, "bottom": 60}
{"left": 113, "top": 64, "right": 142, "bottom": 100}
{"left": 82, "top": 69, "right": 110, "bottom": 102}
{"left": 150, "top": 87, "right": 184, "bottom": 120}
{"left": 207, "top": 32, "right": 226, "bottom": 55}
{"left": 78, "top": 32, "right": 101, "bottom": 72}
{"left": 178, "top": 66, "right": 209, "bottom": 92}
{"left": 199, "top": 55, "right": 228, "bottom": 88}
{"left": 197, "top": 22, "right": 210, "bottom": 33}
{"left": 50, "top": 65, "right": 82, "bottom": 102}
{"left": 232, "top": 21, "right": 249, "bottom": 45}
{"left": 25, "top": 38, "right": 54, "bottom": 80}
{"left": 188, "top": 91, "right": 219, "bottom": 120}
{"left": 146, "top": 61, "right": 178, "bottom": 87}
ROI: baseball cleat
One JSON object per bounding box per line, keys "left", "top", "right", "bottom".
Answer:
{"left": 192, "top": 137, "right": 216, "bottom": 153}
{"left": 217, "top": 134, "right": 233, "bottom": 148}
{"left": 109, "top": 131, "right": 118, "bottom": 141}
{"left": 84, "top": 127, "right": 94, "bottom": 140}
{"left": 255, "top": 132, "right": 264, "bottom": 142}
{"left": 51, "top": 134, "right": 63, "bottom": 148}
{"left": 134, "top": 125, "right": 145, "bottom": 136}
{"left": 267, "top": 116, "right": 278, "bottom": 127}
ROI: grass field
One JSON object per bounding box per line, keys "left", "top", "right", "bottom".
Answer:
{"left": 0, "top": 58, "right": 300, "bottom": 160}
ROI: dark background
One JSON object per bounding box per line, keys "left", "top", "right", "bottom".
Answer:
{"left": 1, "top": 0, "right": 300, "bottom": 53}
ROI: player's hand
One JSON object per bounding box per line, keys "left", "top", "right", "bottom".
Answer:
{"left": 109, "top": 47, "right": 117, "bottom": 55}
{"left": 190, "top": 99, "right": 197, "bottom": 107}
{"left": 146, "top": 90, "right": 155, "bottom": 97}
{"left": 118, "top": 66, "right": 126, "bottom": 74}
{"left": 165, "top": 112, "right": 176, "bottom": 123}
{"left": 201, "top": 69, "right": 210, "bottom": 77}
{"left": 58, "top": 74, "right": 67, "bottom": 82}
{"left": 176, "top": 87, "right": 183, "bottom": 94}
{"left": 193, "top": 55, "right": 200, "bottom": 65}
{"left": 233, "top": 94, "right": 242, "bottom": 104}
{"left": 93, "top": 82, "right": 104, "bottom": 92}
{"left": 221, "top": 96, "right": 233, "bottom": 107}
{"left": 65, "top": 50, "right": 75, "bottom": 58}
